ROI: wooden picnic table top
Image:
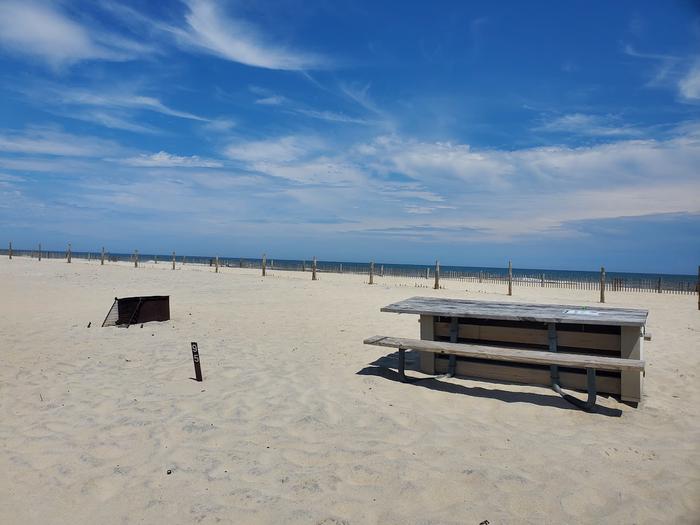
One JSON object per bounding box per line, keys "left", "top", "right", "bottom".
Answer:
{"left": 380, "top": 296, "right": 648, "bottom": 327}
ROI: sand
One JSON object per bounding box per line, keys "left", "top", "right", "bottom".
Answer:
{"left": 1, "top": 257, "right": 699, "bottom": 524}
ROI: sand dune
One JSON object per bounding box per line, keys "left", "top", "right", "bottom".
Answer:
{"left": 1, "top": 257, "right": 698, "bottom": 524}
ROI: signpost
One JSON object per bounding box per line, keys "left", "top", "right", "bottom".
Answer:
{"left": 191, "top": 342, "right": 203, "bottom": 382}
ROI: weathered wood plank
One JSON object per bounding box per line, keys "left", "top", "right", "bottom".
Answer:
{"left": 433, "top": 322, "right": 621, "bottom": 352}
{"left": 363, "top": 335, "right": 644, "bottom": 372}
{"left": 380, "top": 297, "right": 648, "bottom": 327}
{"left": 433, "top": 357, "right": 621, "bottom": 394}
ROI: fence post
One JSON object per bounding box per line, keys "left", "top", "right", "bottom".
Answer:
{"left": 154, "top": 255, "right": 158, "bottom": 264}
{"left": 239, "top": 258, "right": 243, "bottom": 268}
{"left": 101, "top": 247, "right": 105, "bottom": 265}
{"left": 369, "top": 261, "right": 374, "bottom": 285}
{"left": 312, "top": 257, "right": 317, "bottom": 280}
{"left": 434, "top": 260, "right": 440, "bottom": 289}
{"left": 541, "top": 273, "right": 545, "bottom": 287}
{"left": 262, "top": 254, "right": 266, "bottom": 276}
{"left": 8, "top": 241, "right": 11, "bottom": 260}
{"left": 697, "top": 265, "right": 699, "bottom": 311}
{"left": 67, "top": 243, "right": 72, "bottom": 263}
{"left": 600, "top": 266, "right": 606, "bottom": 303}
{"left": 381, "top": 265, "right": 384, "bottom": 277}
{"left": 38, "top": 243, "right": 41, "bottom": 261}
{"left": 657, "top": 277, "right": 662, "bottom": 293}
{"left": 302, "top": 260, "right": 306, "bottom": 272}
{"left": 507, "top": 260, "right": 513, "bottom": 296}
{"left": 339, "top": 263, "right": 343, "bottom": 273}
{"left": 215, "top": 256, "right": 219, "bottom": 273}
{"left": 172, "top": 251, "right": 176, "bottom": 270}
{"left": 134, "top": 250, "right": 139, "bottom": 268}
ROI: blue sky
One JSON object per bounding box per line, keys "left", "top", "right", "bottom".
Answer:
{"left": 0, "top": 0, "right": 699, "bottom": 274}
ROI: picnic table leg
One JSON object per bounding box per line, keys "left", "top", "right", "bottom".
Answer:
{"left": 553, "top": 368, "right": 598, "bottom": 411}
{"left": 398, "top": 348, "right": 406, "bottom": 382}
{"left": 419, "top": 315, "right": 436, "bottom": 374}
{"left": 620, "top": 326, "right": 643, "bottom": 405}
{"left": 447, "top": 317, "right": 458, "bottom": 377}
{"left": 548, "top": 322, "right": 598, "bottom": 411}
{"left": 547, "top": 323, "right": 559, "bottom": 386}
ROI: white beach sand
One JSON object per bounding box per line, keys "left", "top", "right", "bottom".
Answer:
{"left": 1, "top": 257, "right": 699, "bottom": 524}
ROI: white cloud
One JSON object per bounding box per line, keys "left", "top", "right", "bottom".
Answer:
{"left": 121, "top": 151, "right": 223, "bottom": 168}
{"left": 295, "top": 109, "right": 372, "bottom": 125}
{"left": 679, "top": 63, "right": 700, "bottom": 101}
{"left": 0, "top": 128, "right": 121, "bottom": 157}
{"left": 174, "top": 0, "right": 328, "bottom": 70}
{"left": 537, "top": 113, "right": 641, "bottom": 137}
{"left": 0, "top": 0, "right": 151, "bottom": 67}
{"left": 255, "top": 95, "right": 288, "bottom": 106}
{"left": 224, "top": 136, "right": 322, "bottom": 163}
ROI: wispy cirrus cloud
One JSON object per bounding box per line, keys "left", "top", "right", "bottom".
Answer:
{"left": 0, "top": 127, "right": 123, "bottom": 157}
{"left": 171, "top": 0, "right": 329, "bottom": 70}
{"left": 248, "top": 85, "right": 375, "bottom": 125}
{"left": 0, "top": 0, "right": 153, "bottom": 68}
{"left": 536, "top": 113, "right": 642, "bottom": 138}
{"left": 14, "top": 83, "right": 211, "bottom": 134}
{"left": 56, "top": 89, "right": 209, "bottom": 122}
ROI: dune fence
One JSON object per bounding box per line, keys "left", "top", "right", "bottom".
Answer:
{"left": 3, "top": 244, "right": 699, "bottom": 303}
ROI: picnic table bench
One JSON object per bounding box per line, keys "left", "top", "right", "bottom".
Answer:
{"left": 364, "top": 297, "right": 649, "bottom": 410}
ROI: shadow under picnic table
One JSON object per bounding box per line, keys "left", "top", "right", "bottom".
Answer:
{"left": 358, "top": 351, "right": 623, "bottom": 417}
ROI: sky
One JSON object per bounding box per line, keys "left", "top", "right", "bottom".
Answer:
{"left": 0, "top": 0, "right": 699, "bottom": 274}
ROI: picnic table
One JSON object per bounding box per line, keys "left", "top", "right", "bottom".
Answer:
{"left": 378, "top": 297, "right": 648, "bottom": 405}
